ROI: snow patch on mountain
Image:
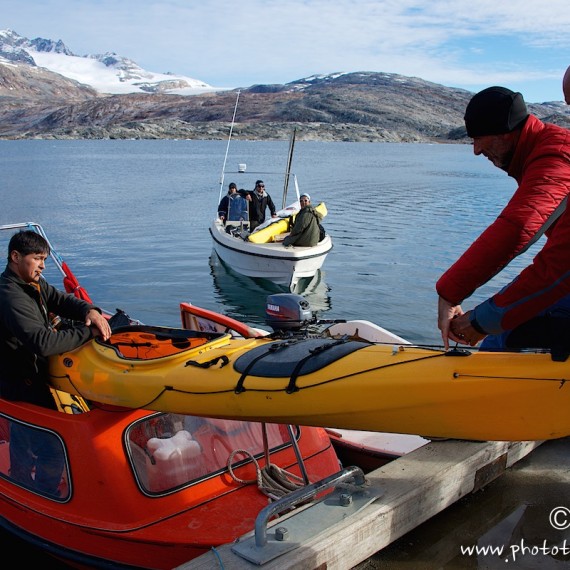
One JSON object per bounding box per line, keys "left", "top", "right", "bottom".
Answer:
{"left": 0, "top": 29, "right": 228, "bottom": 95}
{"left": 30, "top": 50, "right": 218, "bottom": 95}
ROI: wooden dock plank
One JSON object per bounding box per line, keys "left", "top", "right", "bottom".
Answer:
{"left": 175, "top": 439, "right": 541, "bottom": 570}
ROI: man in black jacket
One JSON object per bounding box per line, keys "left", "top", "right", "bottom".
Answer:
{"left": 246, "top": 180, "right": 277, "bottom": 231}
{"left": 0, "top": 230, "right": 111, "bottom": 495}
{"left": 0, "top": 230, "right": 110, "bottom": 406}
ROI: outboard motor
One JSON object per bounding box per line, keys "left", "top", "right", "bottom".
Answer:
{"left": 265, "top": 293, "right": 313, "bottom": 332}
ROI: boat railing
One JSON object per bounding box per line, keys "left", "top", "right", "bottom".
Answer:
{"left": 1, "top": 222, "right": 142, "bottom": 322}
{"left": 0, "top": 222, "right": 65, "bottom": 274}
{"left": 231, "top": 464, "right": 376, "bottom": 564}
{"left": 253, "top": 465, "right": 366, "bottom": 547}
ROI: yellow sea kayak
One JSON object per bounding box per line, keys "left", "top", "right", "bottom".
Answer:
{"left": 49, "top": 325, "right": 570, "bottom": 441}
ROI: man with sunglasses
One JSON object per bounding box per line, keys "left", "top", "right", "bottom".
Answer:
{"left": 246, "top": 180, "right": 277, "bottom": 231}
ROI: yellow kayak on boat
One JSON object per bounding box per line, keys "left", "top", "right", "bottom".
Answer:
{"left": 48, "top": 325, "right": 570, "bottom": 441}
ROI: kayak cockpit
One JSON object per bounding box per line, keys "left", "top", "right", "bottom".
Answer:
{"left": 97, "top": 325, "right": 229, "bottom": 360}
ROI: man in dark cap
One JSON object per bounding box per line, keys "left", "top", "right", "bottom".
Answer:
{"left": 217, "top": 182, "right": 238, "bottom": 224}
{"left": 437, "top": 86, "right": 570, "bottom": 352}
{"left": 463, "top": 86, "right": 529, "bottom": 169}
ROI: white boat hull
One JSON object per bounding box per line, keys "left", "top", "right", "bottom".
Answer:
{"left": 209, "top": 219, "right": 333, "bottom": 290}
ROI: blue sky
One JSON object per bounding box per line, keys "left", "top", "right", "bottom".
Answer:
{"left": 4, "top": 0, "right": 570, "bottom": 102}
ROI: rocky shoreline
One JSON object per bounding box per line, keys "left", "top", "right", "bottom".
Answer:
{"left": 20, "top": 120, "right": 462, "bottom": 143}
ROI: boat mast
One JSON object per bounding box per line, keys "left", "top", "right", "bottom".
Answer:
{"left": 218, "top": 90, "right": 241, "bottom": 205}
{"left": 282, "top": 128, "right": 297, "bottom": 209}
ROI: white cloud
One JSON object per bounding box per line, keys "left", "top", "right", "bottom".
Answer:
{"left": 4, "top": 1, "right": 570, "bottom": 101}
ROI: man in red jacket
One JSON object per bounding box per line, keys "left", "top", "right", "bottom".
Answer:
{"left": 437, "top": 86, "right": 570, "bottom": 352}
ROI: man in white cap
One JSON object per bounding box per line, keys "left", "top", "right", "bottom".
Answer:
{"left": 283, "top": 194, "right": 324, "bottom": 247}
{"left": 437, "top": 86, "right": 570, "bottom": 353}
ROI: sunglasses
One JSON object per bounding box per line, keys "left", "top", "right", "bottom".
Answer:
{"left": 257, "top": 184, "right": 265, "bottom": 188}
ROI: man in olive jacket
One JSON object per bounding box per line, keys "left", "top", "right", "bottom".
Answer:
{"left": 283, "top": 194, "right": 323, "bottom": 247}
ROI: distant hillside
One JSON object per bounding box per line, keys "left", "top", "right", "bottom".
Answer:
{"left": 1, "top": 66, "right": 569, "bottom": 141}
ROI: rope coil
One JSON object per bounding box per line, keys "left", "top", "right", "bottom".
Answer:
{"left": 227, "top": 449, "right": 306, "bottom": 501}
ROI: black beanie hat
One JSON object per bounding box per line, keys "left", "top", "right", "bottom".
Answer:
{"left": 464, "top": 86, "right": 529, "bottom": 137}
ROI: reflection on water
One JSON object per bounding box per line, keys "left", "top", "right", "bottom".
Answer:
{"left": 209, "top": 251, "right": 332, "bottom": 326}
{"left": 475, "top": 504, "right": 570, "bottom": 568}
{"left": 363, "top": 437, "right": 570, "bottom": 569}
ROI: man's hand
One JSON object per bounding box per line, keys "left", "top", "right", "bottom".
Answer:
{"left": 450, "top": 310, "right": 486, "bottom": 347}
{"left": 86, "top": 309, "right": 111, "bottom": 341}
{"left": 437, "top": 296, "right": 464, "bottom": 349}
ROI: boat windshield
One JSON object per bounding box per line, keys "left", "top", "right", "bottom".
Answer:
{"left": 126, "top": 413, "right": 296, "bottom": 495}
{"left": 227, "top": 195, "right": 249, "bottom": 223}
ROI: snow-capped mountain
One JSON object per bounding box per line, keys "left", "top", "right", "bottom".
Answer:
{"left": 0, "top": 29, "right": 221, "bottom": 95}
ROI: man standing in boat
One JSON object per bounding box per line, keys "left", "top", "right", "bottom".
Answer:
{"left": 0, "top": 230, "right": 111, "bottom": 495}
{"left": 217, "top": 182, "right": 238, "bottom": 223}
{"left": 436, "top": 87, "right": 570, "bottom": 352}
{"left": 283, "top": 194, "right": 323, "bottom": 247}
{"left": 245, "top": 180, "right": 277, "bottom": 231}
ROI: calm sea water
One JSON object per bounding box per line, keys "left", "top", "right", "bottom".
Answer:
{"left": 0, "top": 138, "right": 537, "bottom": 344}
{"left": 0, "top": 139, "right": 545, "bottom": 568}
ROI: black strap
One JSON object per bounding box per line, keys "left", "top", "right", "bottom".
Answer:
{"left": 185, "top": 355, "right": 229, "bottom": 369}
{"left": 285, "top": 339, "right": 349, "bottom": 393}
{"left": 478, "top": 195, "right": 567, "bottom": 285}
{"left": 235, "top": 340, "right": 299, "bottom": 393}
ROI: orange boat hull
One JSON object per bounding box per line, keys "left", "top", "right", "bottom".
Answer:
{"left": 0, "top": 397, "right": 340, "bottom": 569}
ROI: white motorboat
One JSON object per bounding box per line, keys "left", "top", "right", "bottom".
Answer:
{"left": 209, "top": 210, "right": 333, "bottom": 290}
{"left": 210, "top": 101, "right": 332, "bottom": 291}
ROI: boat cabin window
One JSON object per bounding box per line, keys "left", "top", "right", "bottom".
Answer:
{"left": 0, "top": 415, "right": 69, "bottom": 501}
{"left": 126, "top": 413, "right": 297, "bottom": 495}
